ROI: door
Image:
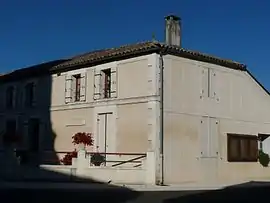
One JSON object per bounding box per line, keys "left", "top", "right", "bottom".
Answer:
{"left": 97, "top": 113, "right": 113, "bottom": 162}
{"left": 28, "top": 118, "right": 40, "bottom": 152}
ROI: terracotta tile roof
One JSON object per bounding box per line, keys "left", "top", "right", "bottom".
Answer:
{"left": 52, "top": 41, "right": 246, "bottom": 71}
{"left": 0, "top": 60, "right": 67, "bottom": 83}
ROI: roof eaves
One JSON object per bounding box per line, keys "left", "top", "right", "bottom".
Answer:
{"left": 162, "top": 45, "right": 246, "bottom": 71}
{"left": 51, "top": 42, "right": 161, "bottom": 72}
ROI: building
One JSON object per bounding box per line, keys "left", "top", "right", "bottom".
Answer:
{"left": 0, "top": 15, "right": 270, "bottom": 185}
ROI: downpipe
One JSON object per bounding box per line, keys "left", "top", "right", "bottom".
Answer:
{"left": 158, "top": 49, "right": 166, "bottom": 186}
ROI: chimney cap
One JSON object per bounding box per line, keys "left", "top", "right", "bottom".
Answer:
{"left": 165, "top": 15, "right": 181, "bottom": 21}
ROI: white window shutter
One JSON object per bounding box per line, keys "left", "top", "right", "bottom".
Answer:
{"left": 65, "top": 75, "right": 73, "bottom": 103}
{"left": 200, "top": 117, "right": 210, "bottom": 157}
{"left": 110, "top": 67, "right": 117, "bottom": 98}
{"left": 201, "top": 68, "right": 208, "bottom": 97}
{"left": 80, "top": 72, "right": 87, "bottom": 101}
{"left": 32, "top": 82, "right": 37, "bottom": 107}
{"left": 209, "top": 118, "right": 219, "bottom": 157}
{"left": 93, "top": 69, "right": 101, "bottom": 100}
{"left": 211, "top": 69, "right": 217, "bottom": 98}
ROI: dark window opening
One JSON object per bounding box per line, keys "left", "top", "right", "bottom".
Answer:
{"left": 73, "top": 74, "right": 81, "bottom": 102}
{"left": 227, "top": 133, "right": 258, "bottom": 162}
{"left": 102, "top": 69, "right": 111, "bottom": 98}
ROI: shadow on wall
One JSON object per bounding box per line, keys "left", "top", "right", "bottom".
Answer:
{"left": 1, "top": 61, "right": 270, "bottom": 202}
{"left": 0, "top": 60, "right": 139, "bottom": 203}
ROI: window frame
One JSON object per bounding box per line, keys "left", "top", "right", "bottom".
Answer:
{"left": 227, "top": 133, "right": 258, "bottom": 162}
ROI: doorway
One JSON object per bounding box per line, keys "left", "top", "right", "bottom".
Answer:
{"left": 97, "top": 112, "right": 113, "bottom": 162}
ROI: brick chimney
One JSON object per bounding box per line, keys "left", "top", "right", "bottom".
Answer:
{"left": 165, "top": 15, "right": 181, "bottom": 47}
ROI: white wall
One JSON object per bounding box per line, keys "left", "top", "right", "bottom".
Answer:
{"left": 163, "top": 54, "right": 270, "bottom": 184}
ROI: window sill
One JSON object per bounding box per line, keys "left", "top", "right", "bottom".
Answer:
{"left": 228, "top": 160, "right": 258, "bottom": 163}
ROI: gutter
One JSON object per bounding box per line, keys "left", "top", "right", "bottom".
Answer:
{"left": 158, "top": 46, "right": 167, "bottom": 185}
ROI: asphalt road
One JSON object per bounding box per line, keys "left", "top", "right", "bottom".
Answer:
{"left": 0, "top": 181, "right": 269, "bottom": 203}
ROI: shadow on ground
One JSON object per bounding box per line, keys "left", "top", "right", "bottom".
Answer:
{"left": 1, "top": 60, "right": 269, "bottom": 203}
{"left": 0, "top": 60, "right": 141, "bottom": 203}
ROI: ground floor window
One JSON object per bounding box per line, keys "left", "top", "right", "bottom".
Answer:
{"left": 227, "top": 133, "right": 258, "bottom": 162}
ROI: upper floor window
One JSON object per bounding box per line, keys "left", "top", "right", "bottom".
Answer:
{"left": 6, "top": 86, "right": 15, "bottom": 109}
{"left": 94, "top": 67, "right": 117, "bottom": 100}
{"left": 102, "top": 69, "right": 111, "bottom": 98}
{"left": 65, "top": 72, "right": 86, "bottom": 103}
{"left": 73, "top": 74, "right": 81, "bottom": 102}
{"left": 25, "top": 82, "right": 35, "bottom": 107}
{"left": 227, "top": 133, "right": 258, "bottom": 162}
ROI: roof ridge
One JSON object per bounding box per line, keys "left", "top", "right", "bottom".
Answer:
{"left": 47, "top": 41, "right": 245, "bottom": 71}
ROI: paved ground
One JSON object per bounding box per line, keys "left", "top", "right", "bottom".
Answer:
{"left": 0, "top": 181, "right": 269, "bottom": 202}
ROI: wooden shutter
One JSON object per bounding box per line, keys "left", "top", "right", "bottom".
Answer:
{"left": 93, "top": 69, "right": 101, "bottom": 100}
{"left": 80, "top": 72, "right": 87, "bottom": 101}
{"left": 201, "top": 68, "right": 208, "bottom": 98}
{"left": 65, "top": 75, "right": 73, "bottom": 103}
{"left": 110, "top": 66, "right": 117, "bottom": 98}
{"left": 249, "top": 138, "right": 258, "bottom": 161}
{"left": 227, "top": 134, "right": 240, "bottom": 161}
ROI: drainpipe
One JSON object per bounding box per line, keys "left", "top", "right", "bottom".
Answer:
{"left": 158, "top": 47, "right": 166, "bottom": 186}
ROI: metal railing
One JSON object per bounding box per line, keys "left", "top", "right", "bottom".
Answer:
{"left": 0, "top": 149, "right": 147, "bottom": 168}
{"left": 85, "top": 152, "right": 146, "bottom": 167}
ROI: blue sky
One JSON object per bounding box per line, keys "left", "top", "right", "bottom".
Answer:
{"left": 1, "top": 1, "right": 270, "bottom": 89}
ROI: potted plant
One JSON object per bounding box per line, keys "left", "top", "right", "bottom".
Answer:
{"left": 60, "top": 150, "right": 78, "bottom": 165}
{"left": 90, "top": 153, "right": 106, "bottom": 166}
{"left": 258, "top": 150, "right": 270, "bottom": 167}
{"left": 72, "top": 132, "right": 93, "bottom": 150}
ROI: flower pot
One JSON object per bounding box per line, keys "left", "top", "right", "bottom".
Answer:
{"left": 78, "top": 143, "right": 86, "bottom": 151}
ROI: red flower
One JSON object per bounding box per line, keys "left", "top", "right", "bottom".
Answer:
{"left": 72, "top": 132, "right": 93, "bottom": 146}
{"left": 60, "top": 150, "right": 78, "bottom": 165}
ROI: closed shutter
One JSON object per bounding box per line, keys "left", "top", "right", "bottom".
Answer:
{"left": 65, "top": 75, "right": 73, "bottom": 103}
{"left": 32, "top": 82, "right": 37, "bottom": 107}
{"left": 200, "top": 117, "right": 210, "bottom": 157}
{"left": 210, "top": 69, "right": 217, "bottom": 98}
{"left": 23, "top": 120, "right": 28, "bottom": 149}
{"left": 227, "top": 134, "right": 240, "bottom": 161}
{"left": 80, "top": 72, "right": 87, "bottom": 101}
{"left": 110, "top": 66, "right": 117, "bottom": 98}
{"left": 93, "top": 69, "right": 101, "bottom": 100}
{"left": 201, "top": 68, "right": 208, "bottom": 98}
{"left": 209, "top": 118, "right": 219, "bottom": 157}
{"left": 249, "top": 138, "right": 258, "bottom": 161}
{"left": 12, "top": 86, "right": 17, "bottom": 108}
